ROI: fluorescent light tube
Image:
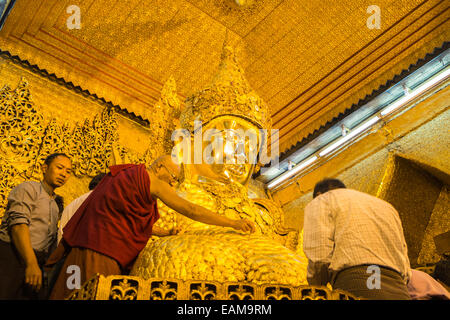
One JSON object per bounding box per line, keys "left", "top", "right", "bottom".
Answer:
{"left": 319, "top": 116, "right": 380, "bottom": 157}
{"left": 381, "top": 67, "right": 450, "bottom": 116}
{"left": 267, "top": 156, "right": 318, "bottom": 189}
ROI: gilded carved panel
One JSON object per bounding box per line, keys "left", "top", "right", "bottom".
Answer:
{"left": 68, "top": 274, "right": 360, "bottom": 300}
{"left": 0, "top": 78, "right": 146, "bottom": 219}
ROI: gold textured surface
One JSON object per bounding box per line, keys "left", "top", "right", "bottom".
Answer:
{"left": 418, "top": 186, "right": 450, "bottom": 264}
{"left": 0, "top": 0, "right": 448, "bottom": 154}
{"left": 378, "top": 156, "right": 443, "bottom": 265}
{"left": 132, "top": 229, "right": 307, "bottom": 286}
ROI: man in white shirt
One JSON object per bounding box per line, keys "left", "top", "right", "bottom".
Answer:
{"left": 57, "top": 173, "right": 106, "bottom": 244}
{"left": 303, "top": 178, "right": 412, "bottom": 300}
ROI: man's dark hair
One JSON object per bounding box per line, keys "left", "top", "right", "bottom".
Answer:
{"left": 89, "top": 173, "right": 106, "bottom": 190}
{"left": 44, "top": 153, "right": 70, "bottom": 166}
{"left": 313, "top": 178, "right": 346, "bottom": 198}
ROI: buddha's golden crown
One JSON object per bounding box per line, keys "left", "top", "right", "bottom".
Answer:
{"left": 180, "top": 43, "right": 272, "bottom": 132}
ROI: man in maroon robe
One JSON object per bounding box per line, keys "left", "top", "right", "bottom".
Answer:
{"left": 47, "top": 156, "right": 254, "bottom": 299}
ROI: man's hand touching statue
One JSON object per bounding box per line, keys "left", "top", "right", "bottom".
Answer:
{"left": 233, "top": 218, "right": 255, "bottom": 233}
{"left": 147, "top": 156, "right": 256, "bottom": 235}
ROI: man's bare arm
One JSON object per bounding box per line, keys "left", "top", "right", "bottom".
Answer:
{"left": 150, "top": 175, "right": 255, "bottom": 233}
{"left": 10, "top": 224, "right": 42, "bottom": 291}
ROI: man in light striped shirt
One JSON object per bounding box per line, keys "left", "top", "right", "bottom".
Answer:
{"left": 303, "top": 178, "right": 412, "bottom": 300}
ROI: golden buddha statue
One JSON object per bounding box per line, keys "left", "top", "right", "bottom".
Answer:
{"left": 130, "top": 43, "right": 308, "bottom": 287}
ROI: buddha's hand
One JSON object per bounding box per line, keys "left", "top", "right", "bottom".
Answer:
{"left": 233, "top": 219, "right": 256, "bottom": 233}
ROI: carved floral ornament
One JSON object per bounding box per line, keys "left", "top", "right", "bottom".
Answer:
{"left": 0, "top": 77, "right": 165, "bottom": 218}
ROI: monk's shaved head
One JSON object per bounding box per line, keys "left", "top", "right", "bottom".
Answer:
{"left": 150, "top": 155, "right": 181, "bottom": 186}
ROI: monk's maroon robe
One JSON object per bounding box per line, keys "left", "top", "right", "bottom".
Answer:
{"left": 63, "top": 164, "right": 159, "bottom": 270}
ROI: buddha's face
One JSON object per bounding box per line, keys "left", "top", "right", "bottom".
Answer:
{"left": 182, "top": 116, "right": 261, "bottom": 186}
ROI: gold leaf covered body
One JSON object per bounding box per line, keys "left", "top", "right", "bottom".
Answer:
{"left": 131, "top": 229, "right": 307, "bottom": 287}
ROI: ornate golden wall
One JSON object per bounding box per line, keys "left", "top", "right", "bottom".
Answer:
{"left": 0, "top": 55, "right": 159, "bottom": 220}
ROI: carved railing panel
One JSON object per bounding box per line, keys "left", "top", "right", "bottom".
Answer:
{"left": 68, "top": 274, "right": 100, "bottom": 300}
{"left": 68, "top": 267, "right": 443, "bottom": 301}
{"left": 297, "top": 287, "right": 329, "bottom": 300}
{"left": 150, "top": 279, "right": 180, "bottom": 300}
{"left": 263, "top": 285, "right": 293, "bottom": 300}
{"left": 189, "top": 281, "right": 218, "bottom": 300}
{"left": 67, "top": 275, "right": 360, "bottom": 300}
{"left": 227, "top": 283, "right": 255, "bottom": 300}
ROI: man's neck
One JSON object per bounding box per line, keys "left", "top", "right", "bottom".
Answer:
{"left": 41, "top": 180, "right": 55, "bottom": 198}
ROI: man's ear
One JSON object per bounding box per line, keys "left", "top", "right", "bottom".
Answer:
{"left": 41, "top": 163, "right": 48, "bottom": 175}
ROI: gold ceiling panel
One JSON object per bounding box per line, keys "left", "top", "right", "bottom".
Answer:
{"left": 183, "top": 0, "right": 284, "bottom": 38}
{"left": 0, "top": 0, "right": 448, "bottom": 154}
